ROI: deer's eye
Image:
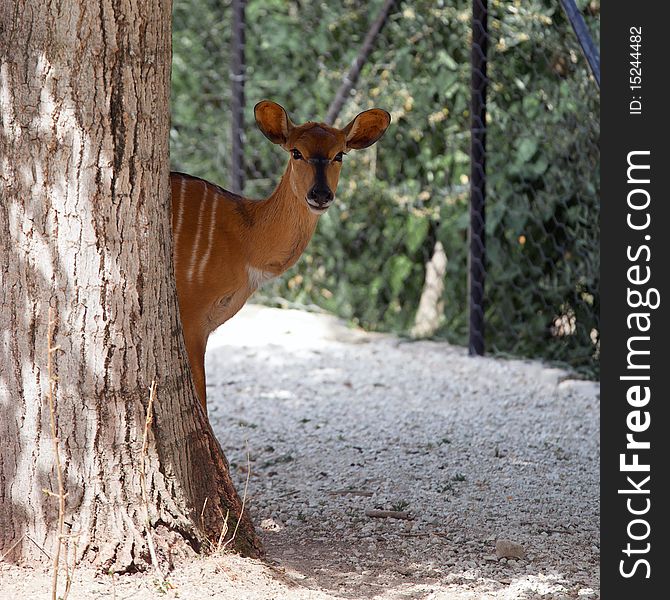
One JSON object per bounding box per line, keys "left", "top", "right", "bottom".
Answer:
{"left": 333, "top": 152, "right": 344, "bottom": 163}
{"left": 291, "top": 149, "right": 303, "bottom": 160}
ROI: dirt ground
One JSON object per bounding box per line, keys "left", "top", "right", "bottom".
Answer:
{"left": 0, "top": 305, "right": 600, "bottom": 599}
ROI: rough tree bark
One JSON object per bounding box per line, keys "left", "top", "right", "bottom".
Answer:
{"left": 0, "top": 0, "right": 262, "bottom": 571}
{"left": 411, "top": 241, "right": 447, "bottom": 339}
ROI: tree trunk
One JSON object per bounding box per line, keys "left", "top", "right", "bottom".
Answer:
{"left": 0, "top": 0, "right": 262, "bottom": 572}
{"left": 411, "top": 241, "right": 447, "bottom": 339}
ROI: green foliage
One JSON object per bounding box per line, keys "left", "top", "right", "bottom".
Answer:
{"left": 483, "top": 0, "right": 600, "bottom": 372}
{"left": 171, "top": 0, "right": 600, "bottom": 376}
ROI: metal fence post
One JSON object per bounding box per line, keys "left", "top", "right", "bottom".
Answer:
{"left": 559, "top": 0, "right": 600, "bottom": 88}
{"left": 469, "top": 0, "right": 488, "bottom": 356}
{"left": 231, "top": 0, "right": 246, "bottom": 194}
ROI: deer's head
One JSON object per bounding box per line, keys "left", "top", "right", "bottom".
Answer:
{"left": 254, "top": 100, "right": 390, "bottom": 215}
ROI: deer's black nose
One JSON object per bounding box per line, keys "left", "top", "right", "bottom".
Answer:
{"left": 307, "top": 186, "right": 334, "bottom": 206}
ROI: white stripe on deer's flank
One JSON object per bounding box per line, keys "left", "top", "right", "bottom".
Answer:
{"left": 187, "top": 181, "right": 208, "bottom": 283}
{"left": 198, "top": 188, "right": 219, "bottom": 282}
{"left": 173, "top": 175, "right": 187, "bottom": 271}
{"left": 247, "top": 265, "right": 276, "bottom": 290}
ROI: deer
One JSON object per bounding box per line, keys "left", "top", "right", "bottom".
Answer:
{"left": 171, "top": 100, "right": 390, "bottom": 411}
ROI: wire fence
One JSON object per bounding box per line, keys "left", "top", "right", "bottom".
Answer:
{"left": 171, "top": 0, "right": 600, "bottom": 378}
{"left": 480, "top": 1, "right": 600, "bottom": 375}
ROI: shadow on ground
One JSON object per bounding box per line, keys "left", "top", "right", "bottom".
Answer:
{"left": 206, "top": 305, "right": 600, "bottom": 599}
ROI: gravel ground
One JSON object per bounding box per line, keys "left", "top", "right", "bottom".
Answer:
{"left": 0, "top": 305, "right": 600, "bottom": 599}
{"left": 208, "top": 304, "right": 600, "bottom": 599}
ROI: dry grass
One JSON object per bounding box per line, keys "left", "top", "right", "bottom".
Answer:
{"left": 217, "top": 447, "right": 251, "bottom": 554}
{"left": 44, "top": 307, "right": 78, "bottom": 600}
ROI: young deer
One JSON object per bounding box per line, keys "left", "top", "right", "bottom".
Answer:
{"left": 171, "top": 100, "right": 390, "bottom": 410}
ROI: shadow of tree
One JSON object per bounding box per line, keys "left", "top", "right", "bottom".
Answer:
{"left": 204, "top": 313, "right": 600, "bottom": 598}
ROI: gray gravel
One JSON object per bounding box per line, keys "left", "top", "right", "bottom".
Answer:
{"left": 206, "top": 304, "right": 600, "bottom": 599}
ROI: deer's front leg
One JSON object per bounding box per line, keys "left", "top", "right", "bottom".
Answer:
{"left": 183, "top": 331, "right": 208, "bottom": 412}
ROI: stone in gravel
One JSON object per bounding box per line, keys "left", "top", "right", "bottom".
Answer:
{"left": 260, "top": 517, "right": 284, "bottom": 531}
{"left": 496, "top": 539, "right": 526, "bottom": 559}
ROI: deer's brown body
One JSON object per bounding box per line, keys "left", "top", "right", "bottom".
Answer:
{"left": 172, "top": 101, "right": 390, "bottom": 410}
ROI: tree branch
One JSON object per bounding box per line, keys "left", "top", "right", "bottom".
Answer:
{"left": 325, "top": 0, "right": 397, "bottom": 125}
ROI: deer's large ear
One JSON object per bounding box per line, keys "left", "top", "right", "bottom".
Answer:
{"left": 254, "top": 100, "right": 293, "bottom": 147}
{"left": 343, "top": 109, "right": 391, "bottom": 150}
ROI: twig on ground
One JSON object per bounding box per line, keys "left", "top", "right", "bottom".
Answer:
{"left": 520, "top": 520, "right": 575, "bottom": 535}
{"left": 540, "top": 528, "right": 575, "bottom": 535}
{"left": 328, "top": 489, "right": 374, "bottom": 497}
{"left": 276, "top": 490, "right": 300, "bottom": 500}
{"left": 26, "top": 535, "right": 52, "bottom": 560}
{"left": 364, "top": 509, "right": 415, "bottom": 521}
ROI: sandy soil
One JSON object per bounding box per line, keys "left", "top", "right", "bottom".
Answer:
{"left": 0, "top": 305, "right": 600, "bottom": 599}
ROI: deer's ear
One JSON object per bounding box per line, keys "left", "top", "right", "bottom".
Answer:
{"left": 343, "top": 109, "right": 391, "bottom": 150}
{"left": 255, "top": 100, "right": 294, "bottom": 146}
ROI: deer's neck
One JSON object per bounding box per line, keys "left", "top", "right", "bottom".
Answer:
{"left": 245, "top": 164, "right": 319, "bottom": 275}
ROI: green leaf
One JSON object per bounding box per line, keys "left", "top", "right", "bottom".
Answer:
{"left": 388, "top": 256, "right": 414, "bottom": 298}
{"left": 405, "top": 214, "right": 430, "bottom": 254}
{"left": 515, "top": 138, "right": 538, "bottom": 164}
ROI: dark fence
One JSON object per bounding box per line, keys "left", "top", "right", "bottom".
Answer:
{"left": 171, "top": 0, "right": 600, "bottom": 378}
{"left": 469, "top": 0, "right": 488, "bottom": 356}
{"left": 473, "top": 0, "right": 600, "bottom": 375}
